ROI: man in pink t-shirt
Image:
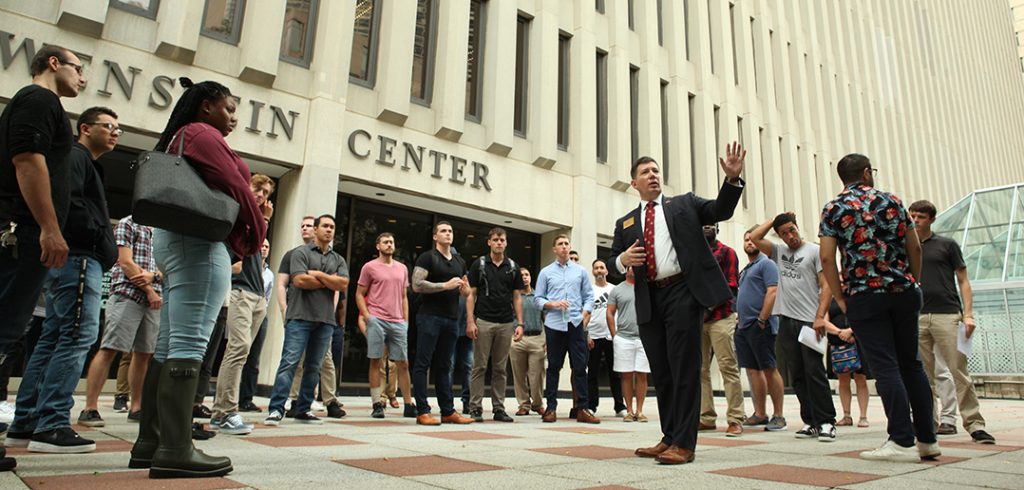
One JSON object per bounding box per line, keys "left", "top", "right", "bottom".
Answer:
{"left": 356, "top": 232, "right": 414, "bottom": 418}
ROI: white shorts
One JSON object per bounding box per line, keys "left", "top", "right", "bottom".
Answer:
{"left": 613, "top": 335, "right": 650, "bottom": 373}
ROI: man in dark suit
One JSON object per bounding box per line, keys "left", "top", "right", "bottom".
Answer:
{"left": 609, "top": 143, "right": 746, "bottom": 464}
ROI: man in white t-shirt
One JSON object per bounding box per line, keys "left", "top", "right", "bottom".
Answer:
{"left": 586, "top": 259, "right": 626, "bottom": 417}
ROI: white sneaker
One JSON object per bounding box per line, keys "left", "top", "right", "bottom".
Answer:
{"left": 0, "top": 401, "right": 14, "bottom": 424}
{"left": 615, "top": 410, "right": 627, "bottom": 418}
{"left": 818, "top": 423, "right": 836, "bottom": 442}
{"left": 311, "top": 400, "right": 325, "bottom": 412}
{"left": 860, "top": 440, "right": 921, "bottom": 463}
{"left": 917, "top": 440, "right": 941, "bottom": 459}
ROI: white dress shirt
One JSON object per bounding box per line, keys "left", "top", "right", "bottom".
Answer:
{"left": 616, "top": 193, "right": 682, "bottom": 280}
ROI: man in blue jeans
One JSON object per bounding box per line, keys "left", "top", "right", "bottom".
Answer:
{"left": 6, "top": 106, "right": 120, "bottom": 453}
{"left": 536, "top": 234, "right": 598, "bottom": 424}
{"left": 820, "top": 154, "right": 937, "bottom": 463}
{"left": 264, "top": 215, "right": 349, "bottom": 426}
{"left": 410, "top": 222, "right": 473, "bottom": 426}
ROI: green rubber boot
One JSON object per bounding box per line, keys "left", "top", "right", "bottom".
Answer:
{"left": 128, "top": 358, "right": 162, "bottom": 468}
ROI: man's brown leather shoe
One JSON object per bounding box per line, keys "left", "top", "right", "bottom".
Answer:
{"left": 416, "top": 414, "right": 441, "bottom": 426}
{"left": 441, "top": 412, "right": 473, "bottom": 424}
{"left": 533, "top": 407, "right": 545, "bottom": 416}
{"left": 515, "top": 408, "right": 530, "bottom": 416}
{"left": 635, "top": 441, "right": 670, "bottom": 458}
{"left": 698, "top": 422, "right": 717, "bottom": 431}
{"left": 655, "top": 445, "right": 695, "bottom": 465}
{"left": 725, "top": 422, "right": 743, "bottom": 437}
{"left": 541, "top": 409, "right": 557, "bottom": 423}
{"left": 576, "top": 408, "right": 601, "bottom": 424}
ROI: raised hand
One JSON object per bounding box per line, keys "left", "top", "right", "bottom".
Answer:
{"left": 719, "top": 141, "right": 746, "bottom": 179}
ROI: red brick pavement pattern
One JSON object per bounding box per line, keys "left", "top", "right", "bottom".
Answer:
{"left": 415, "top": 430, "right": 519, "bottom": 441}
{"left": 21, "top": 470, "right": 245, "bottom": 490}
{"left": 241, "top": 434, "right": 364, "bottom": 447}
{"left": 532, "top": 445, "right": 637, "bottom": 460}
{"left": 711, "top": 464, "right": 884, "bottom": 487}
{"left": 6, "top": 439, "right": 132, "bottom": 456}
{"left": 335, "top": 455, "right": 504, "bottom": 477}
{"left": 543, "top": 427, "right": 627, "bottom": 435}
{"left": 830, "top": 449, "right": 969, "bottom": 466}
{"left": 938, "top": 441, "right": 1024, "bottom": 452}
{"left": 332, "top": 420, "right": 406, "bottom": 427}
{"left": 696, "top": 436, "right": 767, "bottom": 448}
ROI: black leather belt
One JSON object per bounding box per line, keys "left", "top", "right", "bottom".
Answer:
{"left": 523, "top": 330, "right": 543, "bottom": 336}
{"left": 652, "top": 273, "right": 684, "bottom": 288}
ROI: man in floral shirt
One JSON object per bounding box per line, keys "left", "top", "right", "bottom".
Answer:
{"left": 819, "top": 153, "right": 937, "bottom": 463}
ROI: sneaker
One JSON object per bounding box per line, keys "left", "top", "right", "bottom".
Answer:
{"left": 326, "top": 402, "right": 346, "bottom": 419}
{"left": 470, "top": 409, "right": 484, "bottom": 423}
{"left": 493, "top": 410, "right": 514, "bottom": 423}
{"left": 371, "top": 403, "right": 385, "bottom": 419}
{"left": 239, "top": 401, "right": 262, "bottom": 412}
{"left": 859, "top": 440, "right": 920, "bottom": 463}
{"left": 624, "top": 413, "right": 635, "bottom": 422}
{"left": 294, "top": 411, "right": 323, "bottom": 424}
{"left": 311, "top": 400, "right": 325, "bottom": 412}
{"left": 218, "top": 413, "right": 254, "bottom": 435}
{"left": 192, "top": 422, "right": 215, "bottom": 440}
{"left": 568, "top": 407, "right": 578, "bottom": 419}
{"left": 936, "top": 422, "right": 957, "bottom": 435}
{"left": 127, "top": 410, "right": 141, "bottom": 423}
{"left": 636, "top": 414, "right": 649, "bottom": 423}
{"left": 742, "top": 415, "right": 769, "bottom": 427}
{"left": 0, "top": 454, "right": 15, "bottom": 471}
{"left": 917, "top": 441, "right": 941, "bottom": 459}
{"left": 112, "top": 395, "right": 129, "bottom": 413}
{"left": 285, "top": 401, "right": 297, "bottom": 418}
{"left": 461, "top": 402, "right": 470, "bottom": 415}
{"left": 77, "top": 409, "right": 105, "bottom": 428}
{"left": 616, "top": 409, "right": 628, "bottom": 418}
{"left": 765, "top": 416, "right": 788, "bottom": 432}
{"left": 794, "top": 425, "right": 819, "bottom": 439}
{"left": 0, "top": 401, "right": 14, "bottom": 425}
{"left": 192, "top": 404, "right": 212, "bottom": 418}
{"left": 818, "top": 423, "right": 836, "bottom": 442}
{"left": 403, "top": 404, "right": 417, "bottom": 418}
{"left": 971, "top": 430, "right": 996, "bottom": 444}
{"left": 0, "top": 423, "right": 6, "bottom": 434}
{"left": 3, "top": 430, "right": 32, "bottom": 448}
{"left": 27, "top": 427, "right": 96, "bottom": 454}
{"left": 209, "top": 416, "right": 222, "bottom": 429}
{"left": 264, "top": 410, "right": 283, "bottom": 426}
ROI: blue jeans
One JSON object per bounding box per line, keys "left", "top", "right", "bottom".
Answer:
{"left": 268, "top": 319, "right": 332, "bottom": 414}
{"left": 152, "top": 229, "right": 230, "bottom": 362}
{"left": 545, "top": 323, "right": 589, "bottom": 411}
{"left": 413, "top": 314, "right": 458, "bottom": 416}
{"left": 239, "top": 316, "right": 268, "bottom": 405}
{"left": 0, "top": 224, "right": 47, "bottom": 361}
{"left": 450, "top": 334, "right": 474, "bottom": 406}
{"left": 11, "top": 255, "right": 102, "bottom": 434}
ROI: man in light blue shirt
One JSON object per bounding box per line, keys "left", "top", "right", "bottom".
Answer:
{"left": 535, "top": 234, "right": 597, "bottom": 423}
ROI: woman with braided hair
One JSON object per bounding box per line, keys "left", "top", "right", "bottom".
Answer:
{"left": 129, "top": 78, "right": 267, "bottom": 479}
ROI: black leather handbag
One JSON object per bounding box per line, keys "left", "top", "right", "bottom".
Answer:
{"left": 131, "top": 131, "right": 239, "bottom": 241}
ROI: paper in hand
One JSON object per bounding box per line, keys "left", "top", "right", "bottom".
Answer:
{"left": 957, "top": 321, "right": 973, "bottom": 357}
{"left": 798, "top": 326, "right": 827, "bottom": 355}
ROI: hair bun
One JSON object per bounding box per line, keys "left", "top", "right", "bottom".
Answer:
{"left": 179, "top": 77, "right": 194, "bottom": 88}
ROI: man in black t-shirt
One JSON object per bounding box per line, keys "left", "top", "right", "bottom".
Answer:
{"left": 909, "top": 200, "right": 995, "bottom": 445}
{"left": 410, "top": 221, "right": 474, "bottom": 425}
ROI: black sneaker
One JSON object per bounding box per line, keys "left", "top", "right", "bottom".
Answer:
{"left": 794, "top": 425, "right": 819, "bottom": 439}
{"left": 27, "top": 427, "right": 96, "bottom": 454}
{"left": 568, "top": 407, "right": 578, "bottom": 419}
{"left": 192, "top": 404, "right": 212, "bottom": 418}
{"left": 371, "top": 402, "right": 385, "bottom": 419}
{"left": 239, "top": 401, "right": 262, "bottom": 412}
{"left": 470, "top": 409, "right": 484, "bottom": 423}
{"left": 493, "top": 410, "right": 514, "bottom": 423}
{"left": 0, "top": 455, "right": 14, "bottom": 472}
{"left": 403, "top": 404, "right": 416, "bottom": 418}
{"left": 326, "top": 402, "right": 346, "bottom": 419}
{"left": 127, "top": 410, "right": 141, "bottom": 423}
{"left": 294, "top": 411, "right": 323, "bottom": 425}
{"left": 77, "top": 409, "right": 105, "bottom": 427}
{"left": 285, "top": 400, "right": 297, "bottom": 418}
{"left": 3, "top": 430, "right": 32, "bottom": 448}
{"left": 192, "top": 422, "right": 216, "bottom": 440}
{"left": 971, "top": 430, "right": 996, "bottom": 444}
{"left": 112, "top": 394, "right": 129, "bottom": 413}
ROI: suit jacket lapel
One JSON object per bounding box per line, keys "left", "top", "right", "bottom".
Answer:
{"left": 662, "top": 195, "right": 679, "bottom": 240}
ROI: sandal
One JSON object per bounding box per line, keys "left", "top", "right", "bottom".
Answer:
{"left": 836, "top": 416, "right": 853, "bottom": 426}
{"left": 858, "top": 417, "right": 869, "bottom": 428}
{"left": 389, "top": 398, "right": 400, "bottom": 409}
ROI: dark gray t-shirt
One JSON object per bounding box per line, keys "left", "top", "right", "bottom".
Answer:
{"left": 232, "top": 253, "right": 265, "bottom": 296}
{"left": 608, "top": 281, "right": 639, "bottom": 339}
{"left": 286, "top": 243, "right": 348, "bottom": 325}
{"left": 920, "top": 234, "right": 965, "bottom": 314}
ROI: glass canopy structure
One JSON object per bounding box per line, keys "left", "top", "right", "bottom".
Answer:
{"left": 932, "top": 184, "right": 1024, "bottom": 374}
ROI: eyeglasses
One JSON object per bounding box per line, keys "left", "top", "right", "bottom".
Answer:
{"left": 58, "top": 59, "right": 84, "bottom": 76}
{"left": 868, "top": 168, "right": 878, "bottom": 175}
{"left": 88, "top": 122, "right": 123, "bottom": 136}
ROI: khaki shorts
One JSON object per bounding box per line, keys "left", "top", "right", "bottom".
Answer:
{"left": 101, "top": 294, "right": 159, "bottom": 353}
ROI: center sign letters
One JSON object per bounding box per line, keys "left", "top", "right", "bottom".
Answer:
{"left": 347, "top": 129, "right": 493, "bottom": 192}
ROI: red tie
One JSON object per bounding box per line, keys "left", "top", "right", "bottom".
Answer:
{"left": 644, "top": 201, "right": 657, "bottom": 281}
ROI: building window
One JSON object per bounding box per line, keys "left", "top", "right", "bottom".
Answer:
{"left": 466, "top": 0, "right": 485, "bottom": 119}
{"left": 683, "top": 0, "right": 691, "bottom": 60}
{"left": 730, "top": 3, "right": 739, "bottom": 85}
{"left": 628, "top": 0, "right": 635, "bottom": 31}
{"left": 596, "top": 50, "right": 608, "bottom": 162}
{"left": 110, "top": 0, "right": 158, "bottom": 19}
{"left": 688, "top": 93, "right": 696, "bottom": 191}
{"left": 280, "top": 0, "right": 319, "bottom": 67}
{"left": 657, "top": 0, "right": 664, "bottom": 46}
{"left": 660, "top": 80, "right": 670, "bottom": 184}
{"left": 629, "top": 64, "right": 639, "bottom": 164}
{"left": 750, "top": 17, "right": 759, "bottom": 92}
{"left": 514, "top": 13, "right": 531, "bottom": 137}
{"left": 596, "top": 0, "right": 604, "bottom": 13}
{"left": 411, "top": 0, "right": 438, "bottom": 103}
{"left": 201, "top": 0, "right": 246, "bottom": 45}
{"left": 350, "top": 0, "right": 382, "bottom": 86}
{"left": 557, "top": 32, "right": 571, "bottom": 150}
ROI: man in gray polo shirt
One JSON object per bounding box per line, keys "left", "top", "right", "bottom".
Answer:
{"left": 264, "top": 215, "right": 349, "bottom": 426}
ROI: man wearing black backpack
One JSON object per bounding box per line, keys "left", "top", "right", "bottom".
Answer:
{"left": 466, "top": 228, "right": 525, "bottom": 423}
